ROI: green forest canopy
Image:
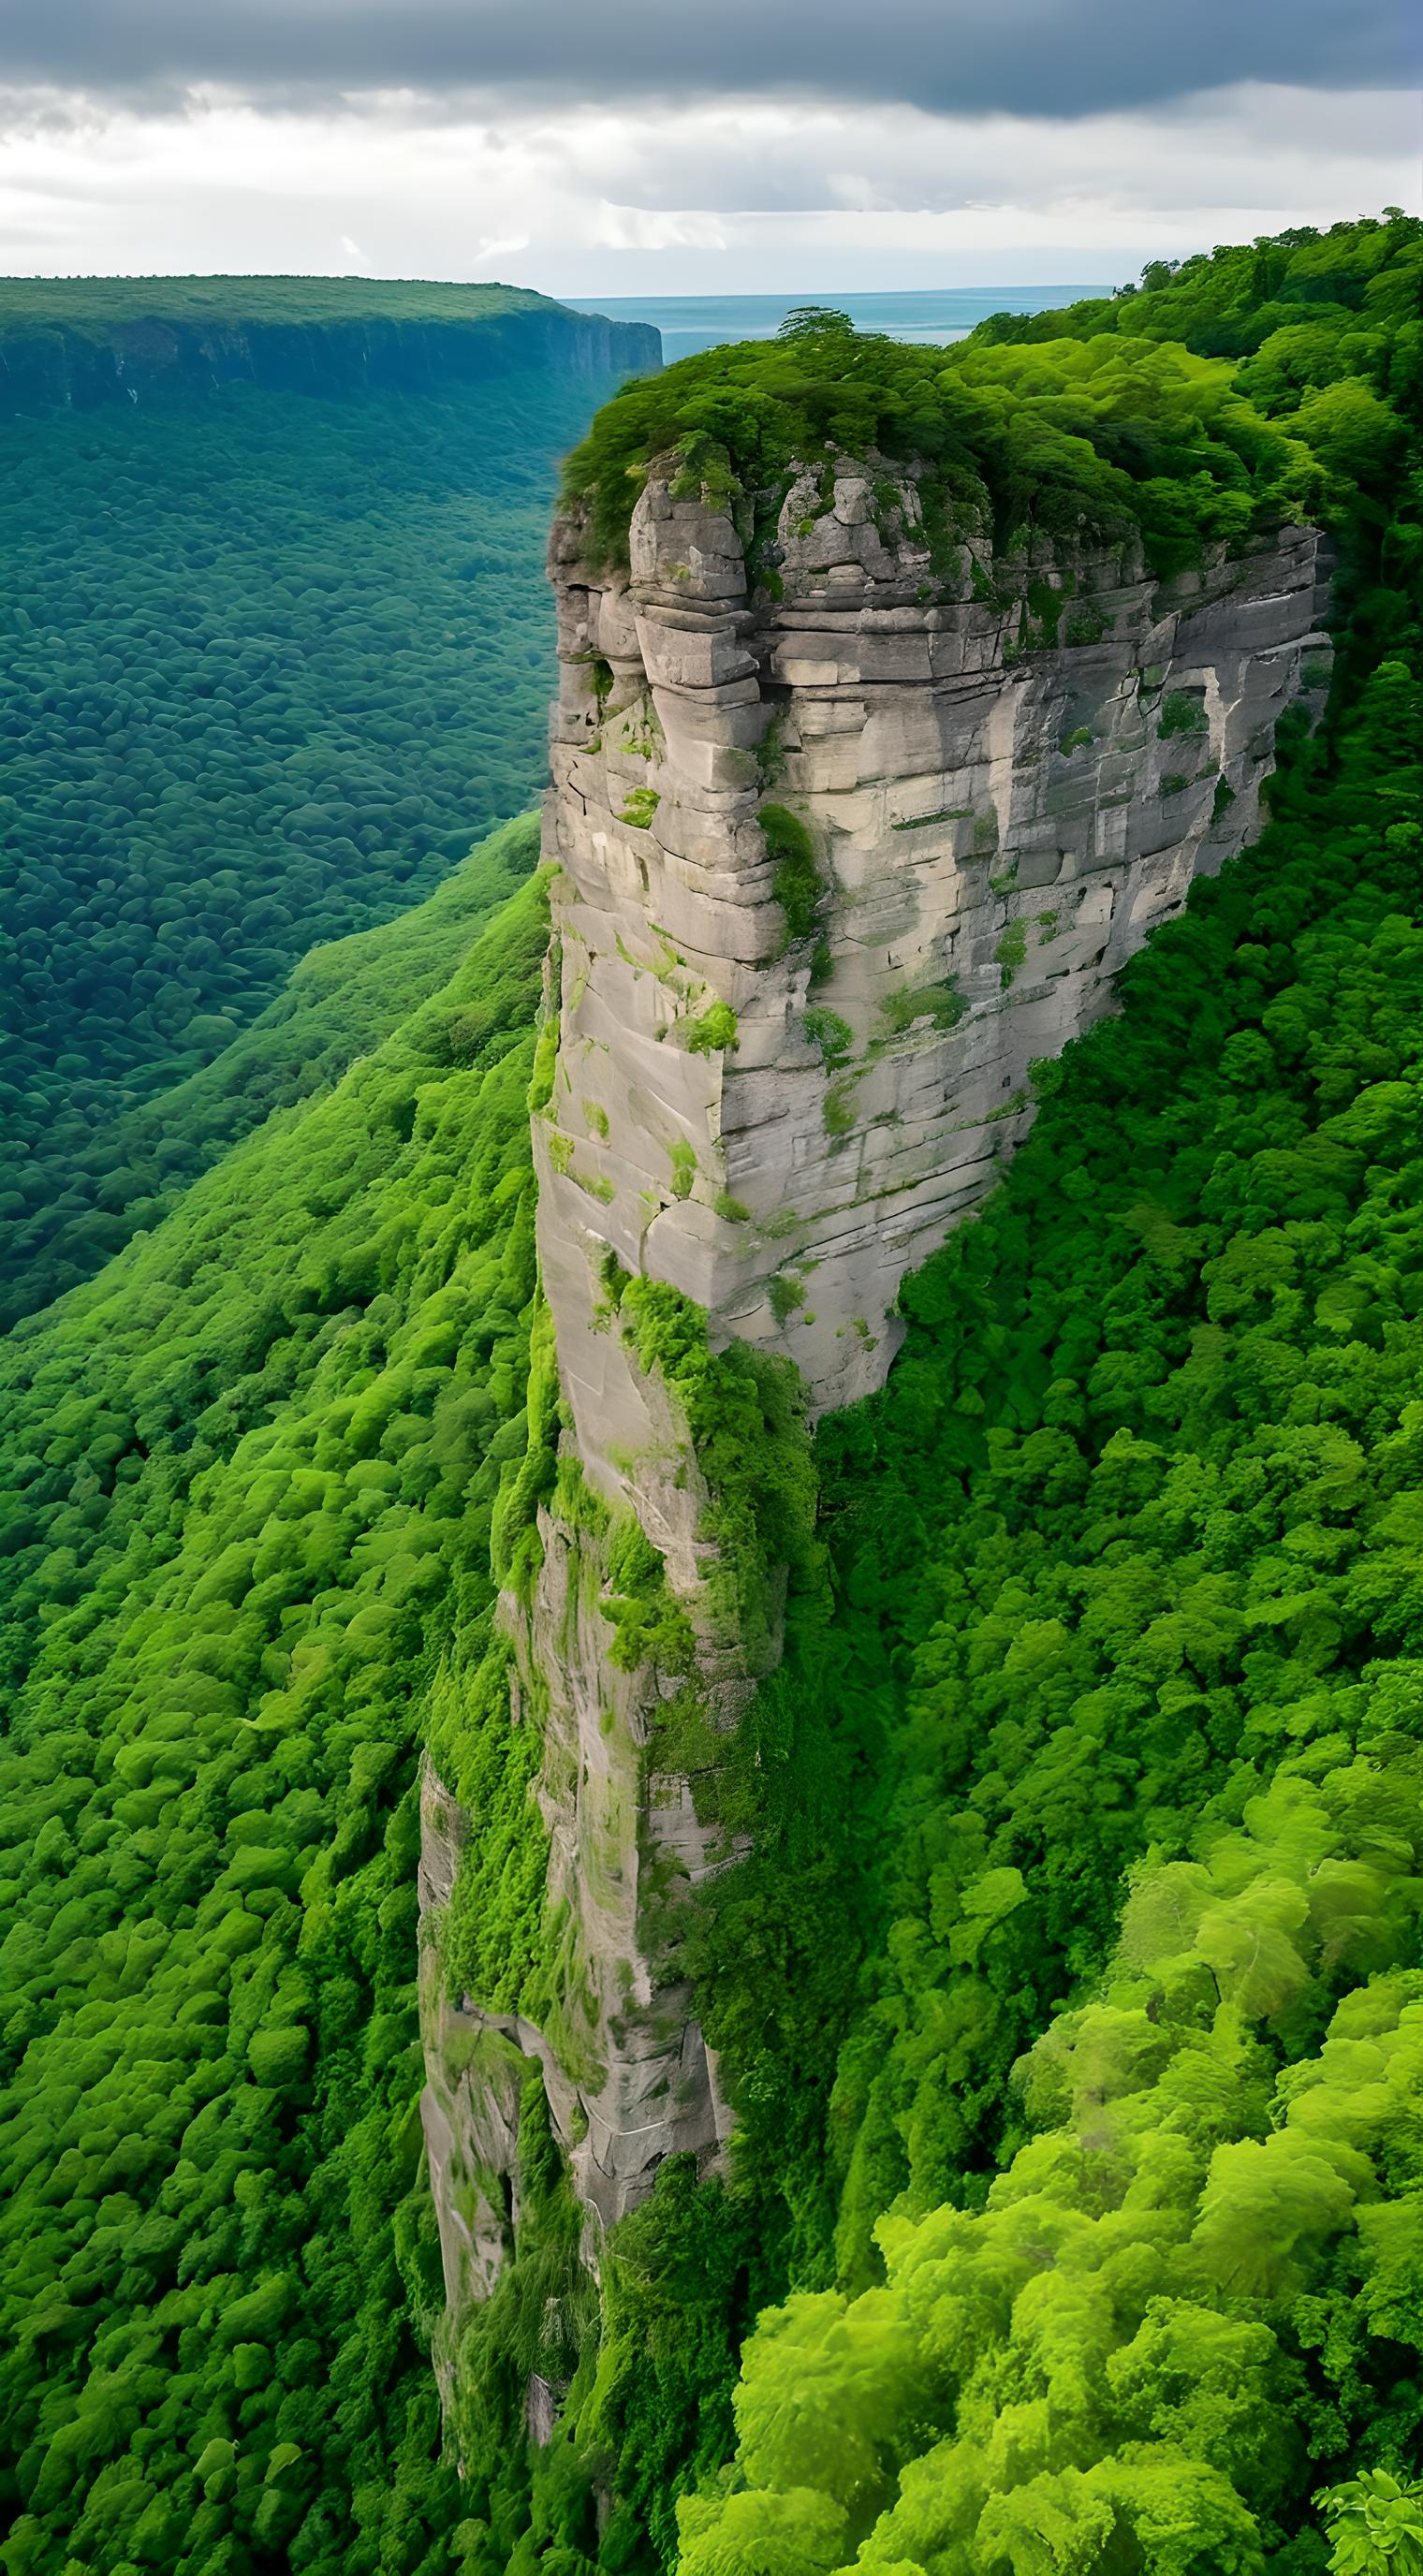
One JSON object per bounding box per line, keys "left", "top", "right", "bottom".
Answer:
{"left": 0, "top": 355, "right": 607, "bottom": 1328}
{"left": 0, "top": 276, "right": 555, "bottom": 333}
{"left": 3, "top": 213, "right": 1422, "bottom": 2576}
{"left": 0, "top": 825, "right": 550, "bottom": 2576}
{"left": 562, "top": 210, "right": 1416, "bottom": 587}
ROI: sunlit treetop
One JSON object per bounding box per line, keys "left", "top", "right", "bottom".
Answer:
{"left": 563, "top": 213, "right": 1419, "bottom": 583}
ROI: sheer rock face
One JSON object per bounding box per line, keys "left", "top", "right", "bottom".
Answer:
{"left": 417, "top": 1763, "right": 527, "bottom": 2406}
{"left": 420, "top": 460, "right": 1331, "bottom": 2336}
{"left": 0, "top": 306, "right": 661, "bottom": 417}
{"left": 538, "top": 461, "right": 1331, "bottom": 1471}
{"left": 417, "top": 1450, "right": 740, "bottom": 2275}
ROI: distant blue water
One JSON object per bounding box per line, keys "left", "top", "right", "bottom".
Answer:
{"left": 565, "top": 286, "right": 1098, "bottom": 362}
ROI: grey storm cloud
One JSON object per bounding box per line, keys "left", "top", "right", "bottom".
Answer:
{"left": 1, "top": 0, "right": 1412, "bottom": 116}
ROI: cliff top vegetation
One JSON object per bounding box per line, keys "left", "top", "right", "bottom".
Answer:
{"left": 562, "top": 211, "right": 1419, "bottom": 584}
{"left": 971, "top": 208, "right": 1421, "bottom": 368}
{"left": 0, "top": 275, "right": 563, "bottom": 337}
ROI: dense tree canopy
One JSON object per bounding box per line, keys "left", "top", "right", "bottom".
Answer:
{"left": 3, "top": 217, "right": 1421, "bottom": 2576}
{"left": 0, "top": 833, "right": 548, "bottom": 2576}
{"left": 0, "top": 358, "right": 596, "bottom": 1325}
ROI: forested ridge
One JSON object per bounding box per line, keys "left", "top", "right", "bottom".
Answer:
{"left": 0, "top": 278, "right": 550, "bottom": 332}
{"left": 0, "top": 298, "right": 637, "bottom": 1327}
{"left": 2, "top": 212, "right": 1422, "bottom": 2576}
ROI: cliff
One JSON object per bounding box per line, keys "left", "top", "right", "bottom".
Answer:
{"left": 0, "top": 280, "right": 660, "bottom": 415}
{"left": 418, "top": 438, "right": 1331, "bottom": 2381}
{"left": 538, "top": 467, "right": 1330, "bottom": 1428}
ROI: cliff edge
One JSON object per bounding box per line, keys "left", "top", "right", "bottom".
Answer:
{"left": 0, "top": 279, "right": 660, "bottom": 414}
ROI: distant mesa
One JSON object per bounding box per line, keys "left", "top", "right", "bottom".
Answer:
{"left": 0, "top": 275, "right": 662, "bottom": 415}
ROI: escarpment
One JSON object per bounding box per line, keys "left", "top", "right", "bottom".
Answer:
{"left": 419, "top": 451, "right": 1331, "bottom": 2379}
{"left": 541, "top": 462, "right": 1330, "bottom": 1430}
{"left": 0, "top": 297, "right": 660, "bottom": 416}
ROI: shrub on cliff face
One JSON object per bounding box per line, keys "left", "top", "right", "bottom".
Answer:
{"left": 760, "top": 805, "right": 824, "bottom": 945}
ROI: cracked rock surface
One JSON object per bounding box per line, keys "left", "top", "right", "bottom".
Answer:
{"left": 420, "top": 459, "right": 1330, "bottom": 2350}
{"left": 542, "top": 461, "right": 1330, "bottom": 1449}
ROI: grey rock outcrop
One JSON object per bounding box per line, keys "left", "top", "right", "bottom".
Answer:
{"left": 541, "top": 460, "right": 1331, "bottom": 1456}
{"left": 420, "top": 453, "right": 1331, "bottom": 2363}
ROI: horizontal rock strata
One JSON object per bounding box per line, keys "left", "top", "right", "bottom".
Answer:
{"left": 422, "top": 455, "right": 1331, "bottom": 2354}
{"left": 541, "top": 462, "right": 1330, "bottom": 1452}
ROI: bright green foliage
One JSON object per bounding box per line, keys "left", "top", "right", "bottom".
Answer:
{"left": 610, "top": 1275, "right": 821, "bottom": 1675}
{"left": 0, "top": 360, "right": 608, "bottom": 1325}
{"left": 0, "top": 276, "right": 551, "bottom": 333}
{"left": 802, "top": 1009, "right": 854, "bottom": 1068}
{"left": 877, "top": 980, "right": 966, "bottom": 1038}
{"left": 1158, "top": 689, "right": 1210, "bottom": 738}
{"left": 685, "top": 1002, "right": 739, "bottom": 1056}
{"left": 0, "top": 847, "right": 550, "bottom": 2576}
{"left": 822, "top": 1080, "right": 858, "bottom": 1138}
{"left": 993, "top": 918, "right": 1027, "bottom": 983}
{"left": 974, "top": 213, "right": 1418, "bottom": 388}
{"left": 1318, "top": 2472, "right": 1423, "bottom": 2575}
{"left": 600, "top": 1513, "right": 698, "bottom": 1676}
{"left": 760, "top": 806, "right": 824, "bottom": 945}
{"left": 679, "top": 1748, "right": 1423, "bottom": 2576}
{"left": 561, "top": 304, "right": 1328, "bottom": 582}
{"left": 971, "top": 213, "right": 1420, "bottom": 564}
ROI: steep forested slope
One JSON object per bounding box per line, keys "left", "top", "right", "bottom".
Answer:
{"left": 0, "top": 289, "right": 648, "bottom": 1327}
{"left": 62, "top": 813, "right": 541, "bottom": 1254}
{"left": 0, "top": 834, "right": 548, "bottom": 2576}
{"left": 668, "top": 654, "right": 1423, "bottom": 2576}
{"left": 438, "top": 214, "right": 1423, "bottom": 2576}
{"left": 2, "top": 214, "right": 1421, "bottom": 2576}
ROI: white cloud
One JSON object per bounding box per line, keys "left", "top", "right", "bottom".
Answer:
{"left": 592, "top": 201, "right": 728, "bottom": 254}
{"left": 0, "top": 80, "right": 1414, "bottom": 291}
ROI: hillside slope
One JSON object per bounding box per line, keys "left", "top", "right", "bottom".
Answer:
{"left": 70, "top": 813, "right": 541, "bottom": 1253}
{"left": 0, "top": 281, "right": 654, "bottom": 1327}
{"left": 0, "top": 831, "right": 550, "bottom": 2576}
{"left": 1, "top": 215, "right": 1420, "bottom": 2576}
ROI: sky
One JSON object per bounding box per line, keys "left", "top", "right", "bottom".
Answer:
{"left": 0, "top": 1, "right": 1416, "bottom": 294}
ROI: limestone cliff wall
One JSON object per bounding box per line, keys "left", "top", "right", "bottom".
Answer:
{"left": 540, "top": 462, "right": 1331, "bottom": 1457}
{"left": 419, "top": 458, "right": 1331, "bottom": 2378}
